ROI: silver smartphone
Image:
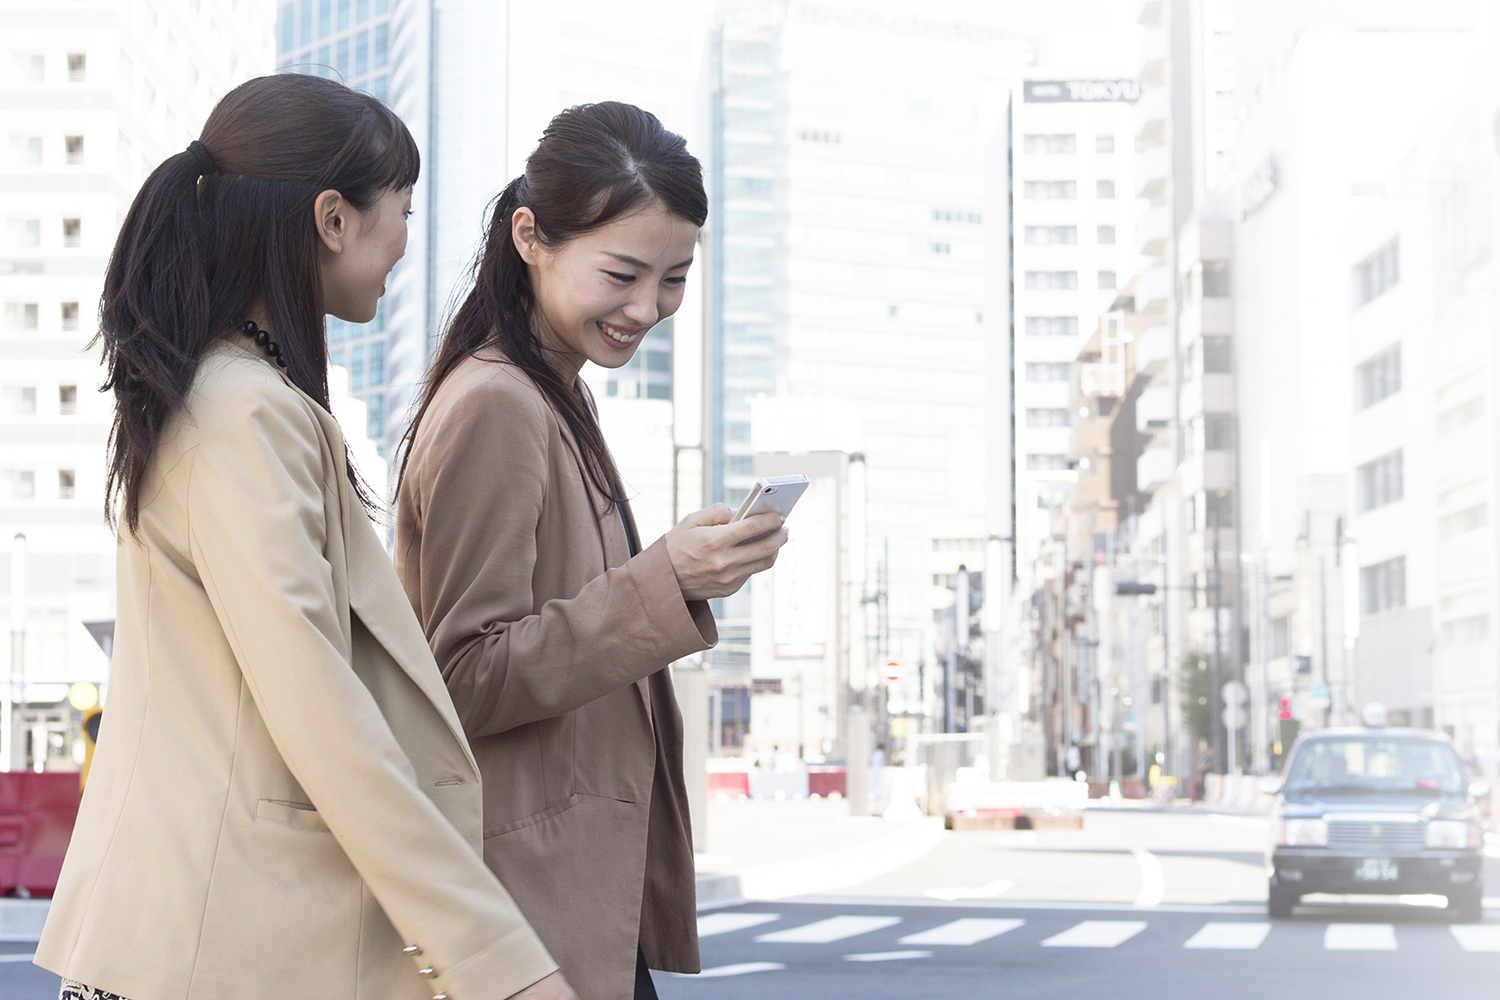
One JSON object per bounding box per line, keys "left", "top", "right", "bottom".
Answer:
{"left": 731, "top": 474, "right": 810, "bottom": 533}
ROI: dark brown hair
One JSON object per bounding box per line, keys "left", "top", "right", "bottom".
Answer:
{"left": 98, "top": 73, "right": 419, "bottom": 531}
{"left": 398, "top": 101, "right": 707, "bottom": 511}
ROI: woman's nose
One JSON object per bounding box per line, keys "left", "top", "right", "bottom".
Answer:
{"left": 621, "top": 286, "right": 659, "bottom": 328}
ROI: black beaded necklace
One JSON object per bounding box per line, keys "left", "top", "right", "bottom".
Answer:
{"left": 235, "top": 318, "right": 287, "bottom": 368}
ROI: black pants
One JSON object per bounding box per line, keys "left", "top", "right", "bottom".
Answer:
{"left": 635, "top": 946, "right": 659, "bottom": 1000}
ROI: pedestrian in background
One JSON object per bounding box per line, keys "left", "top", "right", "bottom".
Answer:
{"left": 35, "top": 74, "right": 573, "bottom": 1000}
{"left": 395, "top": 102, "right": 788, "bottom": 1000}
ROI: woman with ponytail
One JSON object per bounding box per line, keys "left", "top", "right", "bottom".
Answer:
{"left": 394, "top": 102, "right": 787, "bottom": 1000}
{"left": 35, "top": 74, "right": 572, "bottom": 1000}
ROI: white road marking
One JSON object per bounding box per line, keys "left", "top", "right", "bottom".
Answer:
{"left": 844, "top": 950, "right": 933, "bottom": 962}
{"left": 0, "top": 954, "right": 34, "bottom": 963}
{"left": 692, "top": 962, "right": 786, "bottom": 978}
{"left": 1042, "top": 920, "right": 1148, "bottom": 948}
{"left": 1130, "top": 845, "right": 1165, "bottom": 907}
{"left": 756, "top": 915, "right": 902, "bottom": 944}
{"left": 1324, "top": 923, "right": 1397, "bottom": 950}
{"left": 1183, "top": 922, "right": 1271, "bottom": 950}
{"left": 697, "top": 912, "right": 780, "bottom": 938}
{"left": 899, "top": 918, "right": 1025, "bottom": 946}
{"left": 737, "top": 820, "right": 946, "bottom": 900}
{"left": 925, "top": 879, "right": 1016, "bottom": 901}
{"left": 1451, "top": 925, "right": 1500, "bottom": 952}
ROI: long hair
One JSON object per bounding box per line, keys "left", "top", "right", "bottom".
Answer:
{"left": 98, "top": 73, "right": 419, "bottom": 532}
{"left": 397, "top": 101, "right": 707, "bottom": 511}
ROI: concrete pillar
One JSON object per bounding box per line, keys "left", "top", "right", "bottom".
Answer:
{"left": 847, "top": 704, "right": 870, "bottom": 816}
{"left": 675, "top": 660, "right": 709, "bottom": 851}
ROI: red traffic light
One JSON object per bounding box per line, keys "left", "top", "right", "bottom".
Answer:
{"left": 1277, "top": 697, "right": 1292, "bottom": 721}
{"left": 882, "top": 660, "right": 903, "bottom": 683}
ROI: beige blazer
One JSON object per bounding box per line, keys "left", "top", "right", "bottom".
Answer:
{"left": 395, "top": 347, "right": 716, "bottom": 1000}
{"left": 35, "top": 340, "right": 556, "bottom": 1000}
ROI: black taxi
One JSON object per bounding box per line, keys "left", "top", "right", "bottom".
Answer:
{"left": 1266, "top": 716, "right": 1487, "bottom": 920}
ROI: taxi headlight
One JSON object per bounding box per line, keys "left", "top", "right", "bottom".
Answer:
{"left": 1425, "top": 820, "right": 1475, "bottom": 849}
{"left": 1279, "top": 818, "right": 1328, "bottom": 847}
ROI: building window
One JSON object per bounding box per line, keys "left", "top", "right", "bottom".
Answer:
{"left": 1355, "top": 343, "right": 1400, "bottom": 410}
{"left": 1201, "top": 414, "right": 1235, "bottom": 451}
{"left": 58, "top": 469, "right": 75, "bottom": 500}
{"left": 4, "top": 218, "right": 41, "bottom": 248}
{"left": 367, "top": 393, "right": 384, "bottom": 438}
{"left": 356, "top": 31, "right": 369, "bottom": 75}
{"left": 59, "top": 385, "right": 77, "bottom": 415}
{"left": 350, "top": 344, "right": 365, "bottom": 389}
{"left": 1096, "top": 134, "right": 1115, "bottom": 154}
{"left": 1355, "top": 240, "right": 1399, "bottom": 308}
{"left": 2, "top": 470, "right": 35, "bottom": 500}
{"left": 338, "top": 0, "right": 350, "bottom": 28}
{"left": 1440, "top": 614, "right": 1489, "bottom": 646}
{"left": 1356, "top": 450, "right": 1403, "bottom": 512}
{"left": 281, "top": 2, "right": 295, "bottom": 50}
{"left": 1201, "top": 335, "right": 1232, "bottom": 373}
{"left": 1097, "top": 225, "right": 1115, "bottom": 244}
{"left": 932, "top": 208, "right": 981, "bottom": 224}
{"left": 1437, "top": 394, "right": 1483, "bottom": 435}
{"left": 1025, "top": 316, "right": 1078, "bottom": 337}
{"left": 63, "top": 218, "right": 82, "bottom": 248}
{"left": 1098, "top": 270, "right": 1116, "bottom": 290}
{"left": 60, "top": 302, "right": 79, "bottom": 331}
{"left": 1360, "top": 556, "right": 1406, "bottom": 615}
{"left": 1023, "top": 180, "right": 1076, "bottom": 200}
{"left": 64, "top": 135, "right": 84, "bottom": 164}
{"left": 1025, "top": 362, "right": 1071, "bottom": 381}
{"left": 368, "top": 340, "right": 385, "bottom": 383}
{"left": 3, "top": 303, "right": 38, "bottom": 329}
{"left": 1438, "top": 504, "right": 1486, "bottom": 541}
{"left": 1026, "top": 454, "right": 1071, "bottom": 471}
{"left": 3, "top": 386, "right": 37, "bottom": 414}
{"left": 319, "top": 0, "right": 332, "bottom": 37}
{"left": 1024, "top": 225, "right": 1076, "bottom": 245}
{"left": 1270, "top": 616, "right": 1291, "bottom": 658}
{"left": 12, "top": 54, "right": 45, "bottom": 84}
{"left": 7, "top": 135, "right": 42, "bottom": 165}
{"left": 1024, "top": 271, "right": 1077, "bottom": 291}
{"left": 1096, "top": 179, "right": 1115, "bottom": 199}
{"left": 1023, "top": 134, "right": 1075, "bottom": 155}
{"left": 1026, "top": 408, "right": 1073, "bottom": 428}
{"left": 931, "top": 242, "right": 951, "bottom": 254}
{"left": 336, "top": 37, "right": 350, "bottom": 77}
{"left": 67, "top": 53, "right": 87, "bottom": 82}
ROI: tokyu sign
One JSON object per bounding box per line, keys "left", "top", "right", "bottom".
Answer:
{"left": 1024, "top": 79, "right": 1140, "bottom": 103}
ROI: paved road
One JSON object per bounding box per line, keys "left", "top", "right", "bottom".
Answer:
{"left": 659, "top": 898, "right": 1499, "bottom": 1000}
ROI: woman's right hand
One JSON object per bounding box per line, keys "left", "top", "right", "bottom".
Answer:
{"left": 665, "top": 503, "right": 789, "bottom": 602}
{"left": 506, "top": 971, "right": 578, "bottom": 1000}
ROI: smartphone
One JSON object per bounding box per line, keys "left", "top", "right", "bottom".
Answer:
{"left": 731, "top": 475, "right": 810, "bottom": 534}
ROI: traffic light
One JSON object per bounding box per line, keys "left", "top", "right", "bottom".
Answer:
{"left": 80, "top": 707, "right": 102, "bottom": 792}
{"left": 1277, "top": 697, "right": 1292, "bottom": 721}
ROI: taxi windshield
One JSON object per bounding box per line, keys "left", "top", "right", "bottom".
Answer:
{"left": 1284, "top": 738, "right": 1465, "bottom": 796}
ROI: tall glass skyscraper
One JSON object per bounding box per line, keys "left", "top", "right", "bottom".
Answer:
{"left": 276, "top": 0, "right": 398, "bottom": 448}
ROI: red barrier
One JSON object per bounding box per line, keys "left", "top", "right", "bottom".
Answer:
{"left": 0, "top": 772, "right": 81, "bottom": 898}
{"left": 807, "top": 766, "right": 847, "bottom": 799}
{"left": 707, "top": 771, "right": 750, "bottom": 797}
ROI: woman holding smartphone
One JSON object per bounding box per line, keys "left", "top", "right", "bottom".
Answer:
{"left": 395, "top": 102, "right": 786, "bottom": 1000}
{"left": 36, "top": 75, "right": 571, "bottom": 1000}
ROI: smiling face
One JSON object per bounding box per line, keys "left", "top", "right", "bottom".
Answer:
{"left": 316, "top": 184, "right": 412, "bottom": 324}
{"left": 513, "top": 198, "right": 699, "bottom": 375}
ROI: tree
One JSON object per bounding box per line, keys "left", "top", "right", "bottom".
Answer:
{"left": 1180, "top": 650, "right": 1213, "bottom": 746}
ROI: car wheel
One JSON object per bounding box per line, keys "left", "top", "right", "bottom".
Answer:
{"left": 1448, "top": 886, "right": 1484, "bottom": 923}
{"left": 1268, "top": 887, "right": 1298, "bottom": 918}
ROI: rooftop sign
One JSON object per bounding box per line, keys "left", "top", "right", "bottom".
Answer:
{"left": 1024, "top": 79, "right": 1140, "bottom": 103}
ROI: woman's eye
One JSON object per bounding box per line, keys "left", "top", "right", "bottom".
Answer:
{"left": 605, "top": 271, "right": 635, "bottom": 283}
{"left": 664, "top": 276, "right": 688, "bottom": 286}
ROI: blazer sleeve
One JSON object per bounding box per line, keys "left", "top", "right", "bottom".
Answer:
{"left": 402, "top": 374, "right": 716, "bottom": 740}
{"left": 186, "top": 381, "right": 557, "bottom": 1000}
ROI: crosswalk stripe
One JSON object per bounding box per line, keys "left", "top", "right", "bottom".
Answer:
{"left": 1183, "top": 923, "right": 1271, "bottom": 950}
{"left": 698, "top": 913, "right": 780, "bottom": 938}
{"left": 1450, "top": 925, "right": 1500, "bottom": 952}
{"left": 844, "top": 950, "right": 933, "bottom": 962}
{"left": 695, "top": 962, "right": 786, "bottom": 977}
{"left": 756, "top": 915, "right": 902, "bottom": 944}
{"left": 1042, "top": 920, "right": 1148, "bottom": 948}
{"left": 1324, "top": 924, "right": 1397, "bottom": 951}
{"left": 899, "top": 918, "right": 1025, "bottom": 946}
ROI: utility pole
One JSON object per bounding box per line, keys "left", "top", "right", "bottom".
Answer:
{"left": 1211, "top": 504, "right": 1225, "bottom": 774}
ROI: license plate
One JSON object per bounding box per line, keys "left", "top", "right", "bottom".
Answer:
{"left": 1354, "top": 858, "right": 1399, "bottom": 882}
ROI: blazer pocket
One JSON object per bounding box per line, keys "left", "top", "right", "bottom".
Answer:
{"left": 482, "top": 793, "right": 582, "bottom": 840}
{"left": 255, "top": 797, "right": 331, "bottom": 834}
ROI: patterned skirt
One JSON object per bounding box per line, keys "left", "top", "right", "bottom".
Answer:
{"left": 60, "top": 982, "right": 130, "bottom": 1000}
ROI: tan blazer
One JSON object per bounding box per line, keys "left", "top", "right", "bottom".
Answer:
{"left": 395, "top": 347, "right": 716, "bottom": 1000}
{"left": 35, "top": 340, "right": 556, "bottom": 1000}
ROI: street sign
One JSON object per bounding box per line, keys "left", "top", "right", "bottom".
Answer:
{"left": 1221, "top": 680, "right": 1248, "bottom": 707}
{"left": 881, "top": 660, "right": 904, "bottom": 683}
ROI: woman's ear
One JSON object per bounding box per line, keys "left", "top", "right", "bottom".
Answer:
{"left": 314, "top": 189, "right": 347, "bottom": 253}
{"left": 512, "top": 206, "right": 542, "bottom": 265}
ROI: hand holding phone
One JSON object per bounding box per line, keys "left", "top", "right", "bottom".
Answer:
{"left": 731, "top": 475, "right": 810, "bottom": 539}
